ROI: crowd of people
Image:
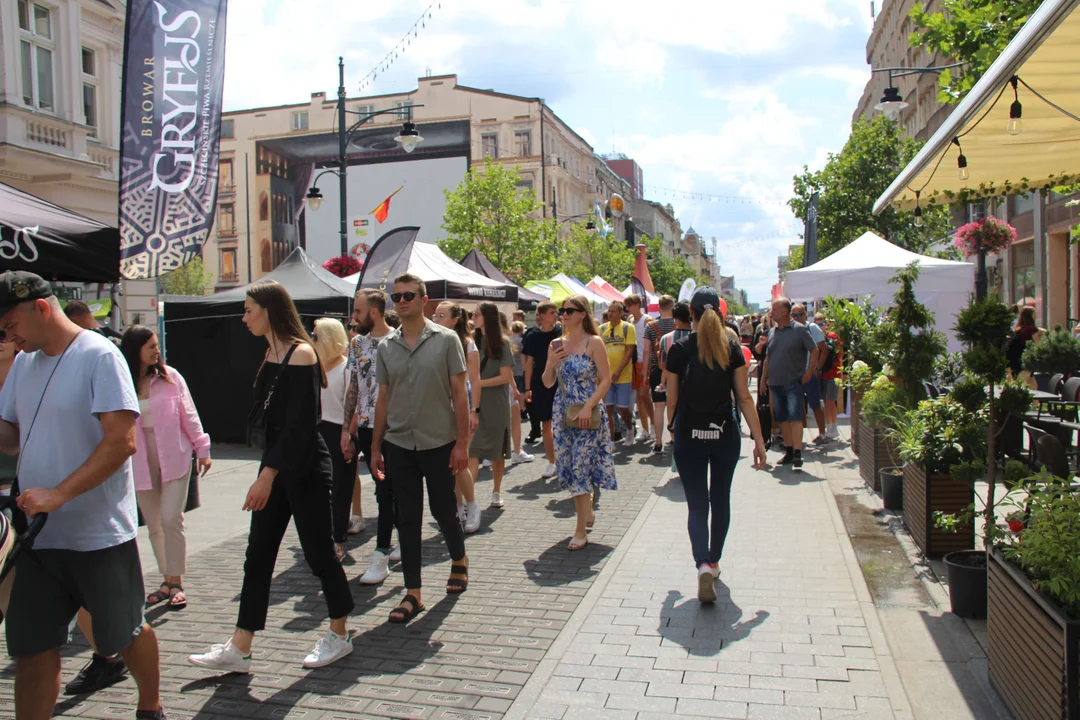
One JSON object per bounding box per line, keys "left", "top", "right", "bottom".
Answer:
{"left": 0, "top": 269, "right": 860, "bottom": 719}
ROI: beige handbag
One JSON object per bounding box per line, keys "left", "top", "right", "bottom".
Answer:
{"left": 563, "top": 403, "right": 602, "bottom": 430}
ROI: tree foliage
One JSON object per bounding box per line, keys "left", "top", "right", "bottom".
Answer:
{"left": 908, "top": 0, "right": 1044, "bottom": 103}
{"left": 439, "top": 156, "right": 559, "bottom": 283}
{"left": 876, "top": 262, "right": 946, "bottom": 396}
{"left": 641, "top": 233, "right": 706, "bottom": 297}
{"left": 561, "top": 222, "right": 635, "bottom": 290}
{"left": 161, "top": 256, "right": 212, "bottom": 295}
{"left": 789, "top": 116, "right": 952, "bottom": 260}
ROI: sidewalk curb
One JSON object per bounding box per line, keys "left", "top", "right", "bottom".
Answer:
{"left": 814, "top": 455, "right": 916, "bottom": 720}
{"left": 504, "top": 465, "right": 676, "bottom": 720}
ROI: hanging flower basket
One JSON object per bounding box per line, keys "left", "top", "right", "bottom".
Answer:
{"left": 953, "top": 217, "right": 1017, "bottom": 257}
{"left": 323, "top": 255, "right": 362, "bottom": 278}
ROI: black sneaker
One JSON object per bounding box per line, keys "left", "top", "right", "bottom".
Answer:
{"left": 793, "top": 452, "right": 803, "bottom": 471}
{"left": 778, "top": 447, "right": 794, "bottom": 465}
{"left": 136, "top": 710, "right": 167, "bottom": 720}
{"left": 652, "top": 444, "right": 663, "bottom": 454}
{"left": 526, "top": 434, "right": 541, "bottom": 445}
{"left": 65, "top": 654, "right": 128, "bottom": 695}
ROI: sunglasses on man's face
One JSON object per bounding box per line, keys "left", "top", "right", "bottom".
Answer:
{"left": 558, "top": 308, "right": 582, "bottom": 316}
{"left": 391, "top": 291, "right": 418, "bottom": 303}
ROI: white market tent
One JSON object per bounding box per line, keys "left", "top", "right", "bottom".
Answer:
{"left": 783, "top": 231, "right": 974, "bottom": 351}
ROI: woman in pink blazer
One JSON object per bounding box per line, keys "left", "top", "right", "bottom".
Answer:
{"left": 120, "top": 326, "right": 211, "bottom": 610}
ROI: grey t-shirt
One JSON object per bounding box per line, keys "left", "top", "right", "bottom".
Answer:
{"left": 806, "top": 322, "right": 826, "bottom": 370}
{"left": 376, "top": 319, "right": 468, "bottom": 451}
{"left": 765, "top": 322, "right": 817, "bottom": 387}
{"left": 0, "top": 331, "right": 140, "bottom": 551}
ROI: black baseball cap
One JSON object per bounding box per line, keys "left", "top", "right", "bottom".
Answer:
{"left": 690, "top": 286, "right": 721, "bottom": 317}
{"left": 0, "top": 270, "right": 54, "bottom": 319}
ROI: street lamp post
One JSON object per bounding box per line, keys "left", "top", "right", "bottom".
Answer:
{"left": 871, "top": 63, "right": 965, "bottom": 120}
{"left": 974, "top": 209, "right": 988, "bottom": 301}
{"left": 305, "top": 57, "right": 425, "bottom": 257}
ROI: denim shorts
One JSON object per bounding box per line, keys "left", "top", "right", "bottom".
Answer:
{"left": 770, "top": 383, "right": 805, "bottom": 423}
{"left": 803, "top": 376, "right": 822, "bottom": 409}
{"left": 605, "top": 382, "right": 634, "bottom": 409}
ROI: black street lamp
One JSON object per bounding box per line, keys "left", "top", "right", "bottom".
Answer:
{"left": 871, "top": 63, "right": 965, "bottom": 120}
{"left": 974, "top": 209, "right": 988, "bottom": 301}
{"left": 305, "top": 57, "right": 425, "bottom": 257}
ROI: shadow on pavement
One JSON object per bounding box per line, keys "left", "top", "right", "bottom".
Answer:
{"left": 523, "top": 538, "right": 614, "bottom": 587}
{"left": 658, "top": 586, "right": 770, "bottom": 657}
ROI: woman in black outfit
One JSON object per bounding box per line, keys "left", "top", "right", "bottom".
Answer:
{"left": 665, "top": 287, "right": 767, "bottom": 605}
{"left": 188, "top": 281, "right": 355, "bottom": 673}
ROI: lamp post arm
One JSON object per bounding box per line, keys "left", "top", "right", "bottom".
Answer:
{"left": 310, "top": 168, "right": 340, "bottom": 187}
{"left": 871, "top": 62, "right": 966, "bottom": 82}
{"left": 344, "top": 105, "right": 425, "bottom": 141}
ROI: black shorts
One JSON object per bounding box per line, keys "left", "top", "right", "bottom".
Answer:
{"left": 529, "top": 382, "right": 556, "bottom": 423}
{"left": 649, "top": 366, "right": 666, "bottom": 403}
{"left": 6, "top": 539, "right": 145, "bottom": 657}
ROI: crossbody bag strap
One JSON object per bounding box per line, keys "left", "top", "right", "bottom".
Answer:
{"left": 15, "top": 331, "right": 83, "bottom": 479}
{"left": 262, "top": 344, "right": 299, "bottom": 410}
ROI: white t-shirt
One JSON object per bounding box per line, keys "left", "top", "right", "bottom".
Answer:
{"left": 0, "top": 331, "right": 140, "bottom": 551}
{"left": 321, "top": 360, "right": 348, "bottom": 426}
{"left": 633, "top": 315, "right": 649, "bottom": 361}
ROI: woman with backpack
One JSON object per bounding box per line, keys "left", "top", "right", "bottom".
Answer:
{"left": 664, "top": 287, "right": 767, "bottom": 604}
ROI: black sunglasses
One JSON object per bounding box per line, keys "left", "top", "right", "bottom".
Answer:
{"left": 391, "top": 291, "right": 418, "bottom": 303}
{"left": 558, "top": 308, "right": 582, "bottom": 316}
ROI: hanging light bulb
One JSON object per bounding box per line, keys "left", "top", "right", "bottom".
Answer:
{"left": 953, "top": 137, "right": 969, "bottom": 181}
{"left": 1007, "top": 76, "right": 1023, "bottom": 135}
{"left": 913, "top": 191, "right": 923, "bottom": 227}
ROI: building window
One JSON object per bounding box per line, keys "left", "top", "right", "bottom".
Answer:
{"left": 218, "top": 203, "right": 235, "bottom": 233}
{"left": 514, "top": 130, "right": 531, "bottom": 157}
{"left": 482, "top": 133, "right": 498, "bottom": 159}
{"left": 291, "top": 111, "right": 309, "bottom": 131}
{"left": 516, "top": 179, "right": 534, "bottom": 194}
{"left": 394, "top": 101, "right": 411, "bottom": 119}
{"left": 219, "top": 159, "right": 233, "bottom": 186}
{"left": 18, "top": 1, "right": 55, "bottom": 111}
{"left": 219, "top": 248, "right": 238, "bottom": 281}
{"left": 81, "top": 47, "right": 97, "bottom": 137}
{"left": 221, "top": 118, "right": 234, "bottom": 139}
{"left": 81, "top": 47, "right": 95, "bottom": 75}
{"left": 354, "top": 104, "right": 374, "bottom": 117}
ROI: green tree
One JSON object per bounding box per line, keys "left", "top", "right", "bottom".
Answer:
{"left": 723, "top": 296, "right": 750, "bottom": 317}
{"left": 789, "top": 115, "right": 952, "bottom": 260}
{"left": 909, "top": 0, "right": 1043, "bottom": 103}
{"left": 439, "top": 156, "right": 558, "bottom": 283}
{"left": 641, "top": 233, "right": 705, "bottom": 297}
{"left": 160, "top": 256, "right": 212, "bottom": 295}
{"left": 562, "top": 222, "right": 635, "bottom": 289}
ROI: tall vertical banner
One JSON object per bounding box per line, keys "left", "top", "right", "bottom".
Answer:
{"left": 802, "top": 191, "right": 819, "bottom": 268}
{"left": 118, "top": 0, "right": 229, "bottom": 280}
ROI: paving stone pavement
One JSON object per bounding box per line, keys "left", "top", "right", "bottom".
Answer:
{"left": 0, "top": 445, "right": 670, "bottom": 720}
{"left": 506, "top": 438, "right": 913, "bottom": 720}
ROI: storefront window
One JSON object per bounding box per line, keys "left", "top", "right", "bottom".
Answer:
{"left": 1013, "top": 241, "right": 1035, "bottom": 306}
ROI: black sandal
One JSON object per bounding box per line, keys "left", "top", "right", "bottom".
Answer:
{"left": 167, "top": 583, "right": 187, "bottom": 610}
{"left": 446, "top": 563, "right": 469, "bottom": 594}
{"left": 145, "top": 585, "right": 170, "bottom": 607}
{"left": 388, "top": 594, "right": 425, "bottom": 624}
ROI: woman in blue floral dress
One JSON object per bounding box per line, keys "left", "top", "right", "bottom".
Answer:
{"left": 543, "top": 294, "right": 618, "bottom": 550}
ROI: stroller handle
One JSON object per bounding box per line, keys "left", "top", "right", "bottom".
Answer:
{"left": 0, "top": 495, "right": 48, "bottom": 544}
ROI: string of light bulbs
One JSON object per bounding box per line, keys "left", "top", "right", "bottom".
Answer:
{"left": 642, "top": 185, "right": 787, "bottom": 206}
{"left": 358, "top": 1, "right": 443, "bottom": 92}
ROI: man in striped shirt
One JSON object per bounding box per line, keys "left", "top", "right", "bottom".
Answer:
{"left": 644, "top": 295, "right": 677, "bottom": 453}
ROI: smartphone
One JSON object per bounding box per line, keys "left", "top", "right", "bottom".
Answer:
{"left": 551, "top": 339, "right": 564, "bottom": 352}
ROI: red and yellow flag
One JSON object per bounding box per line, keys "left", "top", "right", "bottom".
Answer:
{"left": 371, "top": 186, "right": 405, "bottom": 224}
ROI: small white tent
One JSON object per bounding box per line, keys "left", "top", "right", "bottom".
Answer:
{"left": 783, "top": 231, "right": 974, "bottom": 351}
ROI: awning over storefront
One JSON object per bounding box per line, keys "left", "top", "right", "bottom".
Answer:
{"left": 873, "top": 0, "right": 1080, "bottom": 214}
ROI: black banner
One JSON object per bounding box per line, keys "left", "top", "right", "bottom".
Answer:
{"left": 356, "top": 227, "right": 420, "bottom": 294}
{"left": 803, "top": 191, "right": 819, "bottom": 267}
{"left": 118, "top": 0, "right": 229, "bottom": 279}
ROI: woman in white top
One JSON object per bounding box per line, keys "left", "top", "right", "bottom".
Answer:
{"left": 313, "top": 318, "right": 354, "bottom": 561}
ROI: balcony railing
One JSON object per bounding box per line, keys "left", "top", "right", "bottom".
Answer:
{"left": 219, "top": 182, "right": 236, "bottom": 194}
{"left": 217, "top": 226, "right": 238, "bottom": 238}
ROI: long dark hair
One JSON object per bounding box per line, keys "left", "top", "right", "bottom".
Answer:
{"left": 120, "top": 325, "right": 173, "bottom": 387}
{"left": 247, "top": 280, "right": 327, "bottom": 388}
{"left": 1016, "top": 305, "right": 1036, "bottom": 331}
{"left": 474, "top": 302, "right": 506, "bottom": 359}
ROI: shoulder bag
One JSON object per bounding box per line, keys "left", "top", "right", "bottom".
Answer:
{"left": 246, "top": 344, "right": 298, "bottom": 450}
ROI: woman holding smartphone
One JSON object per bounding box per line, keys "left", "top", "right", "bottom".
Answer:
{"left": 543, "top": 295, "right": 617, "bottom": 550}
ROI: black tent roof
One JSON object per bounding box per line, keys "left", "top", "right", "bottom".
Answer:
{"left": 460, "top": 248, "right": 546, "bottom": 310}
{"left": 164, "top": 247, "right": 354, "bottom": 320}
{"left": 0, "top": 180, "right": 120, "bottom": 282}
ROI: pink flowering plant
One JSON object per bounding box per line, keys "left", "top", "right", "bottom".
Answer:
{"left": 953, "top": 216, "right": 1017, "bottom": 256}
{"left": 323, "top": 255, "right": 362, "bottom": 278}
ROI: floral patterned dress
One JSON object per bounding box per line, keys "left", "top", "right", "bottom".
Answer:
{"left": 552, "top": 352, "right": 618, "bottom": 496}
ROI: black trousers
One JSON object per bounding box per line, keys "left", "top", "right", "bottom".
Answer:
{"left": 384, "top": 440, "right": 466, "bottom": 589}
{"left": 237, "top": 464, "right": 355, "bottom": 632}
{"left": 319, "top": 421, "right": 356, "bottom": 544}
{"left": 357, "top": 427, "right": 395, "bottom": 550}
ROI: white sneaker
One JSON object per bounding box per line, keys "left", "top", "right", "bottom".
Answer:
{"left": 541, "top": 463, "right": 557, "bottom": 479}
{"left": 457, "top": 505, "right": 466, "bottom": 526}
{"left": 358, "top": 551, "right": 390, "bottom": 584}
{"left": 490, "top": 492, "right": 504, "bottom": 508}
{"left": 697, "top": 565, "right": 718, "bottom": 604}
{"left": 389, "top": 545, "right": 402, "bottom": 562}
{"left": 188, "top": 640, "right": 252, "bottom": 673}
{"left": 303, "top": 630, "right": 353, "bottom": 669}
{"left": 812, "top": 434, "right": 829, "bottom": 445}
{"left": 464, "top": 501, "right": 482, "bottom": 533}
{"left": 635, "top": 430, "right": 651, "bottom": 443}
{"left": 481, "top": 459, "right": 492, "bottom": 469}
{"left": 827, "top": 425, "right": 840, "bottom": 439}
{"left": 348, "top": 515, "right": 365, "bottom": 535}
{"left": 623, "top": 433, "right": 636, "bottom": 448}
{"left": 511, "top": 450, "right": 535, "bottom": 464}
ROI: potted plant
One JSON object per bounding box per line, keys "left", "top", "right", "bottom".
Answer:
{"left": 870, "top": 262, "right": 947, "bottom": 400}
{"left": 952, "top": 215, "right": 1017, "bottom": 258}
{"left": 989, "top": 472, "right": 1080, "bottom": 719}
{"left": 322, "top": 254, "right": 363, "bottom": 278}
{"left": 1022, "top": 324, "right": 1080, "bottom": 381}
{"left": 859, "top": 374, "right": 909, "bottom": 492}
{"left": 845, "top": 360, "right": 874, "bottom": 451}
{"left": 823, "top": 296, "right": 885, "bottom": 448}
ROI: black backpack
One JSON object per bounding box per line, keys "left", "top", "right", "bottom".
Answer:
{"left": 822, "top": 335, "right": 838, "bottom": 372}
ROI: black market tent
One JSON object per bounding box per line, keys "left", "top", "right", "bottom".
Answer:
{"left": 460, "top": 248, "right": 546, "bottom": 311}
{"left": 162, "top": 247, "right": 353, "bottom": 443}
{"left": 0, "top": 180, "right": 120, "bottom": 282}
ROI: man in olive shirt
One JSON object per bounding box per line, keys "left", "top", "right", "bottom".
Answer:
{"left": 371, "top": 273, "right": 471, "bottom": 623}
{"left": 761, "top": 297, "right": 819, "bottom": 470}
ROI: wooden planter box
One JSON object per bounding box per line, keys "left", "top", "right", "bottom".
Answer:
{"left": 988, "top": 547, "right": 1080, "bottom": 719}
{"left": 858, "top": 423, "right": 894, "bottom": 492}
{"left": 851, "top": 396, "right": 862, "bottom": 452}
{"left": 901, "top": 464, "right": 974, "bottom": 556}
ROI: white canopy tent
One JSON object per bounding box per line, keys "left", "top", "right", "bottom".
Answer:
{"left": 783, "top": 232, "right": 974, "bottom": 351}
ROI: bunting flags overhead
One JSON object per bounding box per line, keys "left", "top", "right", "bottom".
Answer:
{"left": 359, "top": 0, "right": 443, "bottom": 92}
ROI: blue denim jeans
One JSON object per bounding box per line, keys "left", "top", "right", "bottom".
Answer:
{"left": 770, "top": 383, "right": 804, "bottom": 423}
{"left": 672, "top": 427, "right": 741, "bottom": 567}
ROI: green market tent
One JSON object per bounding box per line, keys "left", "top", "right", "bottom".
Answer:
{"left": 60, "top": 298, "right": 111, "bottom": 319}
{"left": 524, "top": 277, "right": 579, "bottom": 306}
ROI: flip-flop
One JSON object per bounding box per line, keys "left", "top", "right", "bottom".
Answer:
{"left": 568, "top": 536, "right": 588, "bottom": 551}
{"left": 388, "top": 595, "right": 425, "bottom": 624}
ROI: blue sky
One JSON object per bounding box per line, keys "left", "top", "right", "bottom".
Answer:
{"left": 222, "top": 0, "right": 875, "bottom": 305}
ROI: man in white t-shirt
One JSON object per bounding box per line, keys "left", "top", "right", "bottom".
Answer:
{"left": 791, "top": 303, "right": 829, "bottom": 445}
{"left": 0, "top": 271, "right": 165, "bottom": 720}
{"left": 625, "top": 295, "right": 655, "bottom": 444}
